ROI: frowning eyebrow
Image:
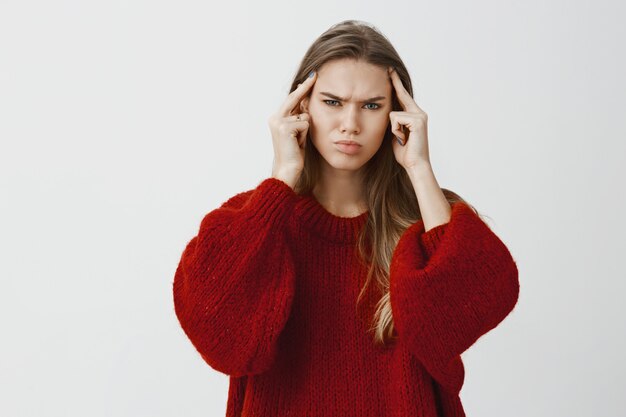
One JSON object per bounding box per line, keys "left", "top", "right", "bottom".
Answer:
{"left": 320, "top": 92, "right": 386, "bottom": 103}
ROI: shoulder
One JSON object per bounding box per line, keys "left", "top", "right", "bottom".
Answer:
{"left": 219, "top": 189, "right": 255, "bottom": 210}
{"left": 220, "top": 177, "right": 303, "bottom": 211}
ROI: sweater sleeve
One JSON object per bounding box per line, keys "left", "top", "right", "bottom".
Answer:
{"left": 389, "top": 201, "right": 520, "bottom": 395}
{"left": 172, "top": 177, "right": 299, "bottom": 377}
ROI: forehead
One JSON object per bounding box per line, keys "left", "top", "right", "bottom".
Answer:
{"left": 313, "top": 59, "right": 390, "bottom": 98}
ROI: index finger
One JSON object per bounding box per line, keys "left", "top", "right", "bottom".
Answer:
{"left": 388, "top": 67, "right": 423, "bottom": 113}
{"left": 280, "top": 71, "right": 317, "bottom": 117}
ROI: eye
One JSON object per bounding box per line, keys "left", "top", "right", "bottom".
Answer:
{"left": 323, "top": 100, "right": 381, "bottom": 110}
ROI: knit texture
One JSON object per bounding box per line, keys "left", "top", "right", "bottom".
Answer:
{"left": 172, "top": 177, "right": 520, "bottom": 417}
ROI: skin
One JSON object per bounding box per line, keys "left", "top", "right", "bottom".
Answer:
{"left": 277, "top": 57, "right": 451, "bottom": 229}
{"left": 298, "top": 58, "right": 392, "bottom": 217}
{"left": 386, "top": 66, "right": 452, "bottom": 231}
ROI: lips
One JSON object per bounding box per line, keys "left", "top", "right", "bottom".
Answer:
{"left": 334, "top": 142, "right": 362, "bottom": 155}
{"left": 334, "top": 140, "right": 361, "bottom": 146}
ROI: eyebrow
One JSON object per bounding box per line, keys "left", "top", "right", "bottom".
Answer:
{"left": 320, "top": 92, "right": 386, "bottom": 103}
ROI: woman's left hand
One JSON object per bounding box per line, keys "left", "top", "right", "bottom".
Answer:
{"left": 388, "top": 67, "right": 431, "bottom": 171}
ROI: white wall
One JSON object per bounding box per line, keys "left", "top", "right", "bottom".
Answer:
{"left": 1, "top": 0, "right": 624, "bottom": 416}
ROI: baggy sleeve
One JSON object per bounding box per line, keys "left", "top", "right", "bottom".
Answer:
{"left": 172, "top": 177, "right": 299, "bottom": 377}
{"left": 389, "top": 201, "right": 520, "bottom": 394}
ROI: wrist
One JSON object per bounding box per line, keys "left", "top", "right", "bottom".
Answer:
{"left": 406, "top": 161, "right": 434, "bottom": 182}
{"left": 272, "top": 169, "right": 300, "bottom": 189}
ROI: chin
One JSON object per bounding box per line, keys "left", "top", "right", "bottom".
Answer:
{"left": 320, "top": 152, "right": 369, "bottom": 171}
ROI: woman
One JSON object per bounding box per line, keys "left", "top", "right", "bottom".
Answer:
{"left": 172, "top": 19, "right": 519, "bottom": 417}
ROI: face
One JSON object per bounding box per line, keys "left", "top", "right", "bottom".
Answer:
{"left": 299, "top": 58, "right": 392, "bottom": 173}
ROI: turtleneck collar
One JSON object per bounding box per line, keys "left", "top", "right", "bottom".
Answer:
{"left": 293, "top": 193, "right": 369, "bottom": 244}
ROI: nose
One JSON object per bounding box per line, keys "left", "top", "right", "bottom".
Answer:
{"left": 339, "top": 105, "right": 360, "bottom": 135}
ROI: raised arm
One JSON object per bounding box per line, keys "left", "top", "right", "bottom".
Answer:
{"left": 172, "top": 177, "right": 299, "bottom": 377}
{"left": 389, "top": 201, "right": 520, "bottom": 394}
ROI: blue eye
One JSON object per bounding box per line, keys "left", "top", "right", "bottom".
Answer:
{"left": 323, "top": 100, "right": 380, "bottom": 110}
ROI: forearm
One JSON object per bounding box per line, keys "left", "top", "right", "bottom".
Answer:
{"left": 406, "top": 163, "right": 451, "bottom": 232}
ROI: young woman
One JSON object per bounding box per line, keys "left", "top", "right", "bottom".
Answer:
{"left": 172, "top": 19, "right": 519, "bottom": 417}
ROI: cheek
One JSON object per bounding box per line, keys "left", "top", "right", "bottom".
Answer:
{"left": 364, "top": 115, "right": 391, "bottom": 148}
{"left": 368, "top": 113, "right": 391, "bottom": 133}
{"left": 308, "top": 105, "right": 332, "bottom": 127}
{"left": 306, "top": 100, "right": 319, "bottom": 117}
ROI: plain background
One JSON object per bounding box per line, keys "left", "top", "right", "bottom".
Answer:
{"left": 1, "top": 0, "right": 625, "bottom": 416}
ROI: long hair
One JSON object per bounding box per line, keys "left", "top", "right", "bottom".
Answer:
{"left": 288, "top": 19, "right": 479, "bottom": 347}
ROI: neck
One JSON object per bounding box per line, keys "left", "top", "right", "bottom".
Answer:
{"left": 312, "top": 165, "right": 368, "bottom": 217}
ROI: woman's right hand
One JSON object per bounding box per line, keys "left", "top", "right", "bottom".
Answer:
{"left": 269, "top": 71, "right": 317, "bottom": 188}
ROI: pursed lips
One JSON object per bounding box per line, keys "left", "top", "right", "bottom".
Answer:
{"left": 334, "top": 140, "right": 361, "bottom": 146}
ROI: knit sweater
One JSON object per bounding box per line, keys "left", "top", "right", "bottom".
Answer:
{"left": 172, "top": 177, "right": 519, "bottom": 417}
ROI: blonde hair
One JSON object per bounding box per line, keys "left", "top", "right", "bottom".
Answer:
{"left": 289, "top": 20, "right": 478, "bottom": 346}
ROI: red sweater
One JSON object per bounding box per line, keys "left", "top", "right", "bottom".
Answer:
{"left": 172, "top": 177, "right": 519, "bottom": 417}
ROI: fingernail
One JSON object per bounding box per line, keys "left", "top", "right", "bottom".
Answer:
{"left": 308, "top": 71, "right": 315, "bottom": 78}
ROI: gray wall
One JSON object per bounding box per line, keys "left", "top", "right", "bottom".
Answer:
{"left": 1, "top": 0, "right": 624, "bottom": 416}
